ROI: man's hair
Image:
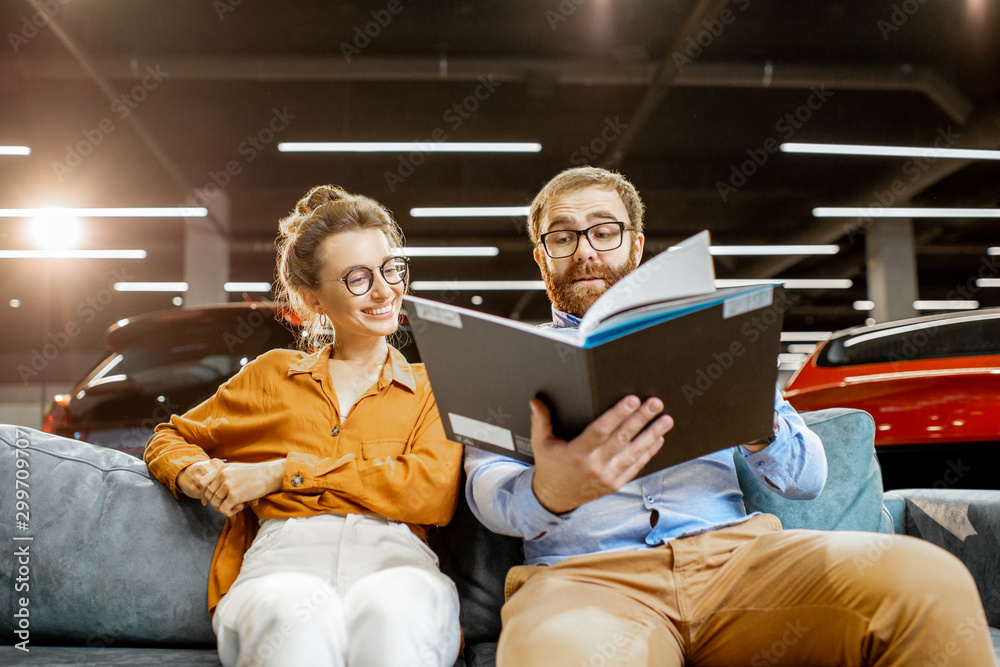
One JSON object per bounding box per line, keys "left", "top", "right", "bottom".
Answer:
{"left": 528, "top": 166, "right": 645, "bottom": 243}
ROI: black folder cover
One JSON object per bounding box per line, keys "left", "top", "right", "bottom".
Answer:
{"left": 403, "top": 284, "right": 785, "bottom": 478}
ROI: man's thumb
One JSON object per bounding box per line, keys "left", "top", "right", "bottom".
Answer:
{"left": 529, "top": 398, "right": 554, "bottom": 443}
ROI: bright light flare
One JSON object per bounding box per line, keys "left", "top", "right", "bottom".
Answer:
{"left": 29, "top": 211, "right": 81, "bottom": 250}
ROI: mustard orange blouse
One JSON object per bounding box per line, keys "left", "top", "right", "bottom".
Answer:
{"left": 144, "top": 343, "right": 463, "bottom": 614}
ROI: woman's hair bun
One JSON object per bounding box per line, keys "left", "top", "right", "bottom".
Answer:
{"left": 279, "top": 184, "right": 348, "bottom": 237}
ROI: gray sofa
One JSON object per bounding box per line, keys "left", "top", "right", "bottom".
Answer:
{"left": 2, "top": 409, "right": 998, "bottom": 665}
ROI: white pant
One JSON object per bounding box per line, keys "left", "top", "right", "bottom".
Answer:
{"left": 212, "top": 513, "right": 461, "bottom": 667}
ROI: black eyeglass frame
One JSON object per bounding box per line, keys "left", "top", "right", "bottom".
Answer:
{"left": 537, "top": 221, "right": 637, "bottom": 259}
{"left": 315, "top": 255, "right": 411, "bottom": 296}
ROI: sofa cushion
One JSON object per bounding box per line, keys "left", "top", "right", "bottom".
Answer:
{"left": 0, "top": 425, "right": 223, "bottom": 647}
{"left": 735, "top": 407, "right": 894, "bottom": 533}
{"left": 0, "top": 646, "right": 222, "bottom": 665}
{"left": 429, "top": 470, "right": 524, "bottom": 653}
{"left": 892, "top": 488, "right": 1000, "bottom": 629}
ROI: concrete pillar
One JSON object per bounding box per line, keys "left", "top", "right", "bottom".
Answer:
{"left": 183, "top": 189, "right": 230, "bottom": 306}
{"left": 866, "top": 218, "right": 918, "bottom": 323}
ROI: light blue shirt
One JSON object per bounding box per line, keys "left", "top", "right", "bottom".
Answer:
{"left": 464, "top": 306, "right": 828, "bottom": 565}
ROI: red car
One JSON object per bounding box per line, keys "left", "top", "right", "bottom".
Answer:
{"left": 782, "top": 308, "right": 1000, "bottom": 490}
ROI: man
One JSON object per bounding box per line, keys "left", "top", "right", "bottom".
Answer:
{"left": 465, "top": 166, "right": 996, "bottom": 666}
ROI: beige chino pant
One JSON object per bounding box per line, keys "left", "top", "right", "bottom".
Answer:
{"left": 498, "top": 514, "right": 996, "bottom": 667}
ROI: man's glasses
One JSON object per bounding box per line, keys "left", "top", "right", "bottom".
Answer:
{"left": 537, "top": 221, "right": 636, "bottom": 259}
{"left": 317, "top": 256, "right": 410, "bottom": 296}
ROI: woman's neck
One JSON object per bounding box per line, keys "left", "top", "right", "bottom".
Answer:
{"left": 330, "top": 335, "right": 389, "bottom": 366}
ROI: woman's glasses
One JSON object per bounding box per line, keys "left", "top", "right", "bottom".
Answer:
{"left": 317, "top": 256, "right": 410, "bottom": 296}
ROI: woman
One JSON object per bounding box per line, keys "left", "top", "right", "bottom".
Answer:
{"left": 144, "top": 185, "right": 463, "bottom": 667}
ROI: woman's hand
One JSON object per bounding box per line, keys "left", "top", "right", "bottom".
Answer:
{"left": 177, "top": 459, "right": 287, "bottom": 517}
{"left": 176, "top": 459, "right": 226, "bottom": 500}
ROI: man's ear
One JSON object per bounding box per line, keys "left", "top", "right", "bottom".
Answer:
{"left": 633, "top": 232, "right": 645, "bottom": 259}
{"left": 532, "top": 245, "right": 546, "bottom": 273}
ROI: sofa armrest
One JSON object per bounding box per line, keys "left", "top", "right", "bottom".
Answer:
{"left": 0, "top": 425, "right": 223, "bottom": 647}
{"left": 890, "top": 488, "right": 1000, "bottom": 628}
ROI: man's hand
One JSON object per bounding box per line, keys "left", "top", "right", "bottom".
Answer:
{"left": 177, "top": 459, "right": 287, "bottom": 517}
{"left": 530, "top": 395, "right": 674, "bottom": 514}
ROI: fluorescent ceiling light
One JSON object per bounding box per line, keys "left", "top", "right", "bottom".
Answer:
{"left": 278, "top": 142, "right": 541, "bottom": 153}
{"left": 778, "top": 353, "right": 809, "bottom": 363}
{"left": 0, "top": 146, "right": 31, "bottom": 156}
{"left": 786, "top": 344, "right": 817, "bottom": 354}
{"left": 853, "top": 300, "right": 875, "bottom": 311}
{"left": 0, "top": 249, "right": 147, "bottom": 259}
{"left": 0, "top": 207, "right": 208, "bottom": 217}
{"left": 977, "top": 279, "right": 1000, "bottom": 287}
{"left": 410, "top": 206, "right": 529, "bottom": 218}
{"left": 395, "top": 246, "right": 500, "bottom": 257}
{"left": 114, "top": 282, "right": 189, "bottom": 292}
{"left": 715, "top": 279, "right": 853, "bottom": 289}
{"left": 411, "top": 280, "right": 545, "bottom": 291}
{"left": 913, "top": 300, "right": 979, "bottom": 310}
{"left": 813, "top": 207, "right": 1000, "bottom": 218}
{"left": 710, "top": 245, "right": 839, "bottom": 256}
{"left": 988, "top": 248, "right": 999, "bottom": 256}
{"left": 781, "top": 142, "right": 1000, "bottom": 160}
{"left": 780, "top": 331, "right": 831, "bottom": 342}
{"left": 225, "top": 282, "right": 271, "bottom": 292}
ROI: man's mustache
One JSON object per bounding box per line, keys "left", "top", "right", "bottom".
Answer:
{"left": 566, "top": 263, "right": 613, "bottom": 282}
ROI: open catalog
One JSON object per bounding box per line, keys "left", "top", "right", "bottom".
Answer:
{"left": 403, "top": 231, "right": 786, "bottom": 477}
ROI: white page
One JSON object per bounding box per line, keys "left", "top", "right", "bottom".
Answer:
{"left": 578, "top": 230, "right": 716, "bottom": 340}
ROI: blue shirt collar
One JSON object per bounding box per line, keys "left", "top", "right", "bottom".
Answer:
{"left": 550, "top": 305, "right": 582, "bottom": 330}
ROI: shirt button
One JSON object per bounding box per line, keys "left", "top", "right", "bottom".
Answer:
{"left": 331, "top": 426, "right": 341, "bottom": 436}
{"left": 646, "top": 496, "right": 654, "bottom": 503}
{"left": 291, "top": 474, "right": 303, "bottom": 487}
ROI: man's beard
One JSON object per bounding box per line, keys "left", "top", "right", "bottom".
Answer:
{"left": 540, "top": 246, "right": 640, "bottom": 319}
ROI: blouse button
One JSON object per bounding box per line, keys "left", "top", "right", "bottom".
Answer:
{"left": 291, "top": 474, "right": 303, "bottom": 487}
{"left": 331, "top": 426, "right": 341, "bottom": 436}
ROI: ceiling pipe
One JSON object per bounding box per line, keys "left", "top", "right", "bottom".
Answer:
{"left": 9, "top": 55, "right": 973, "bottom": 123}
{"left": 600, "top": 0, "right": 734, "bottom": 170}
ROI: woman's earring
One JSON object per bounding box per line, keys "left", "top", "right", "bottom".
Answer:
{"left": 318, "top": 312, "right": 330, "bottom": 329}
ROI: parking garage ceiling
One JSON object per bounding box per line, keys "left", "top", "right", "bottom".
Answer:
{"left": 1, "top": 0, "right": 999, "bottom": 380}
